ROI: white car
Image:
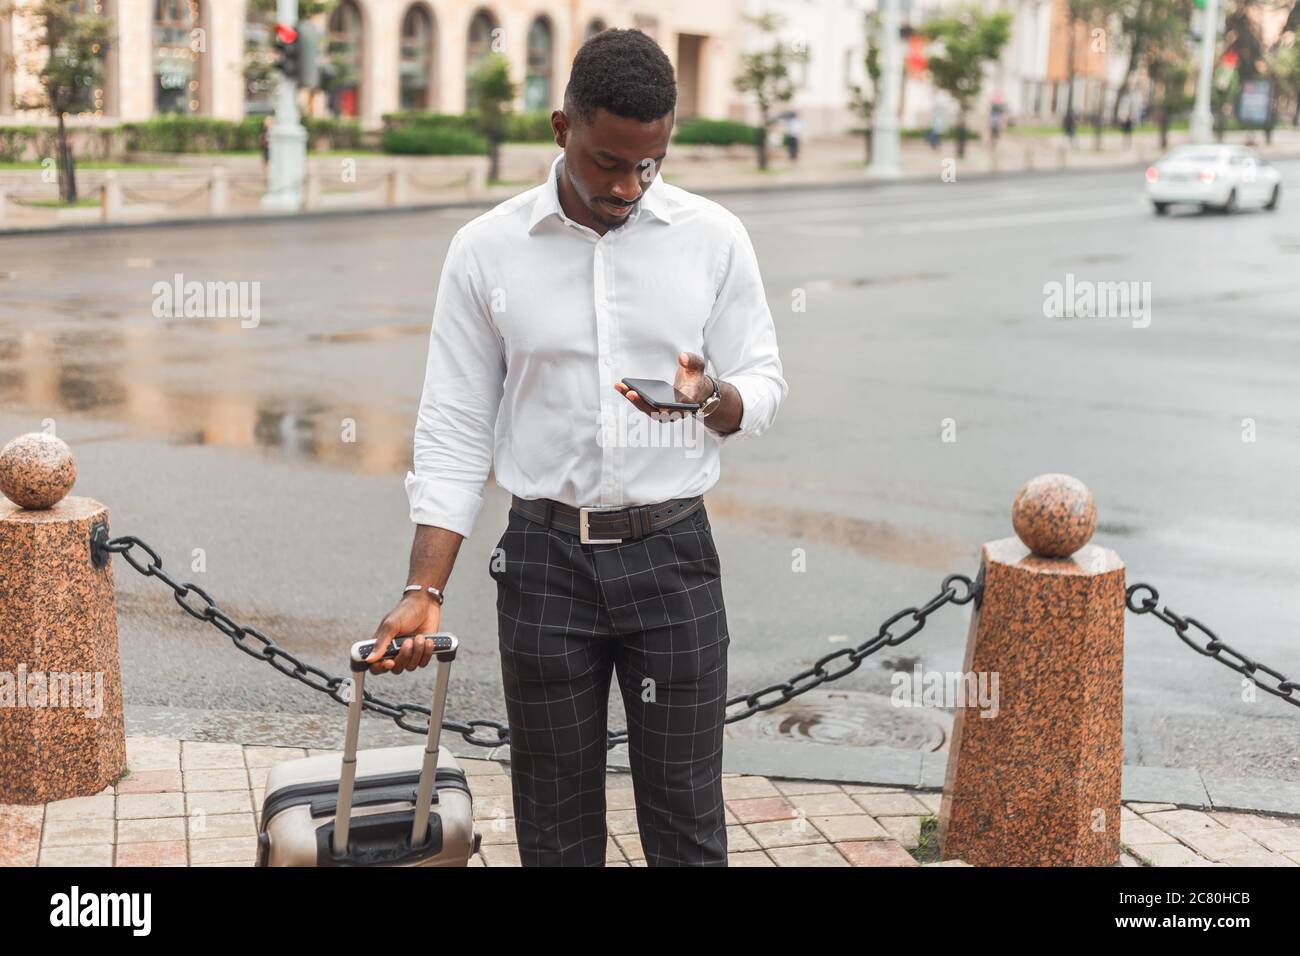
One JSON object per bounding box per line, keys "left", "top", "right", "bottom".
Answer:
{"left": 1145, "top": 144, "right": 1282, "bottom": 214}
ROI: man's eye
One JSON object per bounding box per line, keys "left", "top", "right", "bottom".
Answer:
{"left": 597, "top": 162, "right": 619, "bottom": 171}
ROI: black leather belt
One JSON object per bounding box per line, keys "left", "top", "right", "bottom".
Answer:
{"left": 510, "top": 495, "right": 705, "bottom": 544}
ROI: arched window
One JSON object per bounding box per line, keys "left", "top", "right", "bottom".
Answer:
{"left": 584, "top": 19, "right": 607, "bottom": 41}
{"left": 326, "top": 0, "right": 364, "bottom": 119}
{"left": 243, "top": 3, "right": 274, "bottom": 116}
{"left": 524, "top": 17, "right": 553, "bottom": 112}
{"left": 153, "top": 0, "right": 201, "bottom": 115}
{"left": 465, "top": 9, "right": 497, "bottom": 108}
{"left": 400, "top": 4, "right": 435, "bottom": 111}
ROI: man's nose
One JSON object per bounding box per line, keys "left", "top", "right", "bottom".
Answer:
{"left": 609, "top": 172, "right": 643, "bottom": 203}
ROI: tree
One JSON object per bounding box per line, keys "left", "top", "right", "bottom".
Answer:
{"left": 4, "top": 0, "right": 112, "bottom": 203}
{"left": 847, "top": 13, "right": 884, "bottom": 163}
{"left": 1111, "top": 0, "right": 1190, "bottom": 127}
{"left": 467, "top": 53, "right": 515, "bottom": 182}
{"left": 1268, "top": 43, "right": 1300, "bottom": 124}
{"left": 733, "top": 12, "right": 809, "bottom": 170}
{"left": 922, "top": 7, "right": 1012, "bottom": 159}
{"left": 1149, "top": 57, "right": 1193, "bottom": 147}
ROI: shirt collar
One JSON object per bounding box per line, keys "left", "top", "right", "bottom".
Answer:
{"left": 527, "top": 152, "right": 673, "bottom": 234}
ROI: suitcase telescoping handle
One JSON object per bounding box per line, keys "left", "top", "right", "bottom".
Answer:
{"left": 332, "top": 633, "right": 459, "bottom": 858}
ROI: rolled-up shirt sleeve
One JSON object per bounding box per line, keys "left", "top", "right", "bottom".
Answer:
{"left": 702, "top": 216, "right": 788, "bottom": 444}
{"left": 404, "top": 228, "right": 505, "bottom": 538}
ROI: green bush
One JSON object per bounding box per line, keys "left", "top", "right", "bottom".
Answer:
{"left": 122, "top": 115, "right": 265, "bottom": 152}
{"left": 503, "top": 111, "right": 554, "bottom": 142}
{"left": 381, "top": 111, "right": 476, "bottom": 133}
{"left": 381, "top": 125, "right": 488, "bottom": 155}
{"left": 673, "top": 118, "right": 763, "bottom": 147}
{"left": 304, "top": 117, "right": 364, "bottom": 150}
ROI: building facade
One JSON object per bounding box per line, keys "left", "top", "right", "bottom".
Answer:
{"left": 0, "top": 0, "right": 739, "bottom": 130}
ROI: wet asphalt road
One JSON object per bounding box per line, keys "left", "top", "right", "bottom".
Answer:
{"left": 2, "top": 160, "right": 1298, "bottom": 779}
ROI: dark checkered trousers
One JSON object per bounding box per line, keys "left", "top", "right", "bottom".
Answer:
{"left": 488, "top": 500, "right": 730, "bottom": 866}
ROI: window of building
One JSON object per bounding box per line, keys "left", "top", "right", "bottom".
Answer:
{"left": 399, "top": 5, "right": 434, "bottom": 111}
{"left": 326, "top": 0, "right": 363, "bottom": 118}
{"left": 524, "top": 17, "right": 552, "bottom": 112}
{"left": 153, "top": 0, "right": 200, "bottom": 115}
{"left": 465, "top": 9, "right": 497, "bottom": 109}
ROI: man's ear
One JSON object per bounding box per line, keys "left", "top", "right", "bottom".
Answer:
{"left": 552, "top": 109, "right": 568, "bottom": 148}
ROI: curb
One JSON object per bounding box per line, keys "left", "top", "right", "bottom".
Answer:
{"left": 125, "top": 704, "right": 1300, "bottom": 818}
{"left": 10, "top": 152, "right": 1300, "bottom": 239}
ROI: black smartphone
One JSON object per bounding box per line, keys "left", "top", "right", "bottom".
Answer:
{"left": 620, "top": 378, "right": 701, "bottom": 412}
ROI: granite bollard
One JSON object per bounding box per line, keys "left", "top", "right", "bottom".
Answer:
{"left": 0, "top": 433, "right": 126, "bottom": 803}
{"left": 938, "top": 473, "right": 1125, "bottom": 866}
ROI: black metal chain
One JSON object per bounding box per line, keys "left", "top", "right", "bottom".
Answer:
{"left": 93, "top": 528, "right": 977, "bottom": 748}
{"left": 1126, "top": 582, "right": 1298, "bottom": 708}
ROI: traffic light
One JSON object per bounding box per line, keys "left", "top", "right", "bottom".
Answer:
{"left": 274, "top": 23, "right": 300, "bottom": 80}
{"left": 297, "top": 21, "right": 321, "bottom": 89}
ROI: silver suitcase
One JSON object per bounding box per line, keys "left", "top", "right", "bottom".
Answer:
{"left": 256, "top": 633, "right": 480, "bottom": 867}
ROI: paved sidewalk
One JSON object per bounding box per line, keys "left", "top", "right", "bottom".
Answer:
{"left": 2, "top": 736, "right": 1298, "bottom": 867}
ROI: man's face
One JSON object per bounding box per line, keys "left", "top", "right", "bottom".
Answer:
{"left": 553, "top": 106, "right": 673, "bottom": 230}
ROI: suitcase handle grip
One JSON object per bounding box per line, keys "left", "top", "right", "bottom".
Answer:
{"left": 334, "top": 633, "right": 458, "bottom": 857}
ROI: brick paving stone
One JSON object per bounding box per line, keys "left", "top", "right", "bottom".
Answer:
{"left": 1207, "top": 810, "right": 1289, "bottom": 830}
{"left": 727, "top": 825, "right": 760, "bottom": 853}
{"left": 722, "top": 776, "right": 782, "bottom": 800}
{"left": 455, "top": 758, "right": 502, "bottom": 776}
{"left": 1244, "top": 827, "right": 1300, "bottom": 854}
{"left": 480, "top": 820, "right": 517, "bottom": 845}
{"left": 1127, "top": 802, "right": 1178, "bottom": 813}
{"left": 726, "top": 796, "right": 797, "bottom": 824}
{"left": 480, "top": 844, "right": 522, "bottom": 867}
{"left": 117, "top": 792, "right": 186, "bottom": 819}
{"left": 1129, "top": 843, "right": 1220, "bottom": 867}
{"left": 811, "top": 813, "right": 891, "bottom": 843}
{"left": 606, "top": 809, "right": 641, "bottom": 835}
{"left": 186, "top": 790, "right": 253, "bottom": 816}
{"left": 246, "top": 766, "right": 272, "bottom": 789}
{"left": 728, "top": 850, "right": 776, "bottom": 866}
{"left": 0, "top": 806, "right": 42, "bottom": 866}
{"left": 241, "top": 746, "right": 308, "bottom": 768}
{"left": 183, "top": 769, "right": 250, "bottom": 792}
{"left": 188, "top": 836, "right": 256, "bottom": 865}
{"left": 879, "top": 815, "right": 923, "bottom": 849}
{"left": 188, "top": 812, "right": 255, "bottom": 841}
{"left": 39, "top": 844, "right": 113, "bottom": 866}
{"left": 605, "top": 788, "right": 638, "bottom": 812}
{"left": 1216, "top": 851, "right": 1297, "bottom": 867}
{"left": 772, "top": 779, "right": 842, "bottom": 796}
{"left": 118, "top": 842, "right": 181, "bottom": 865}
{"left": 915, "top": 793, "right": 943, "bottom": 814}
{"left": 1120, "top": 818, "right": 1179, "bottom": 845}
{"left": 1180, "top": 829, "right": 1268, "bottom": 862}
{"left": 467, "top": 774, "right": 514, "bottom": 797}
{"left": 836, "top": 840, "right": 920, "bottom": 867}
{"left": 42, "top": 818, "right": 115, "bottom": 847}
{"left": 746, "top": 818, "right": 826, "bottom": 849}
{"left": 1120, "top": 852, "right": 1144, "bottom": 867}
{"left": 785, "top": 791, "right": 864, "bottom": 817}
{"left": 769, "top": 843, "right": 852, "bottom": 867}
{"left": 181, "top": 742, "right": 246, "bottom": 771}
{"left": 1143, "top": 809, "right": 1224, "bottom": 841}
{"left": 117, "top": 817, "right": 187, "bottom": 844}
{"left": 45, "top": 793, "right": 115, "bottom": 821}
{"left": 116, "top": 770, "right": 184, "bottom": 795}
{"left": 614, "top": 832, "right": 644, "bottom": 860}
{"left": 852, "top": 793, "right": 931, "bottom": 817}
{"left": 125, "top": 737, "right": 180, "bottom": 772}
{"left": 840, "top": 784, "right": 904, "bottom": 795}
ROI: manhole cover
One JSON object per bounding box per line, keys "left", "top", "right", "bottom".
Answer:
{"left": 724, "top": 689, "right": 950, "bottom": 751}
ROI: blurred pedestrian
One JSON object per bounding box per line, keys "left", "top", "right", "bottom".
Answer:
{"left": 926, "top": 106, "right": 947, "bottom": 150}
{"left": 1063, "top": 109, "right": 1077, "bottom": 148}
{"left": 260, "top": 115, "right": 274, "bottom": 171}
{"left": 783, "top": 112, "right": 802, "bottom": 161}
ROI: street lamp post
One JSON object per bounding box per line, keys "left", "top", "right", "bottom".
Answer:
{"left": 1189, "top": 0, "right": 1219, "bottom": 144}
{"left": 262, "top": 0, "right": 307, "bottom": 211}
{"left": 868, "top": 0, "right": 903, "bottom": 179}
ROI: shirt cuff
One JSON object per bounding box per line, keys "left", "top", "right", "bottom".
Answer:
{"left": 706, "top": 373, "right": 765, "bottom": 446}
{"left": 404, "top": 472, "right": 485, "bottom": 539}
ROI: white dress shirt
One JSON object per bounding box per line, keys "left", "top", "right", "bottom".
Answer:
{"left": 405, "top": 152, "right": 788, "bottom": 538}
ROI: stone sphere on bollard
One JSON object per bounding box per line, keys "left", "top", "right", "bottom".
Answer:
{"left": 0, "top": 432, "right": 77, "bottom": 509}
{"left": 1011, "top": 473, "right": 1097, "bottom": 558}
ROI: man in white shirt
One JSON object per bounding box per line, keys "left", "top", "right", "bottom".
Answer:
{"left": 365, "top": 28, "right": 787, "bottom": 866}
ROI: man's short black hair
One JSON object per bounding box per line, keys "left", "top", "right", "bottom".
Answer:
{"left": 563, "top": 28, "right": 676, "bottom": 126}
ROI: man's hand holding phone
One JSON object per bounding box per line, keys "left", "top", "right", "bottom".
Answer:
{"left": 615, "top": 351, "right": 713, "bottom": 420}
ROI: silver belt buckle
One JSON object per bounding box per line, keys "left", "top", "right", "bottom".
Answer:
{"left": 579, "top": 506, "right": 624, "bottom": 544}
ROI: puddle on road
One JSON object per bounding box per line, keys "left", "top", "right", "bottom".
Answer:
{"left": 0, "top": 328, "right": 416, "bottom": 474}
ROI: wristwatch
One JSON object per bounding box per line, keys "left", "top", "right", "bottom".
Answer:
{"left": 696, "top": 375, "right": 722, "bottom": 419}
{"left": 403, "top": 584, "right": 445, "bottom": 605}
